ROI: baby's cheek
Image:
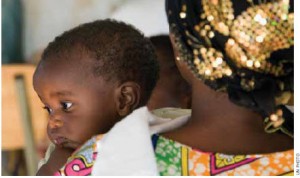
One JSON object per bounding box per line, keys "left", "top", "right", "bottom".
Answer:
{"left": 46, "top": 125, "right": 52, "bottom": 140}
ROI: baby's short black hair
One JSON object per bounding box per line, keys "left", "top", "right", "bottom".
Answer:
{"left": 41, "top": 19, "right": 159, "bottom": 105}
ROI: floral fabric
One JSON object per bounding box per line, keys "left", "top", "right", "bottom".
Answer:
{"left": 152, "top": 134, "right": 294, "bottom": 176}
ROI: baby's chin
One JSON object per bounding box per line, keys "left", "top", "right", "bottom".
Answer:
{"left": 53, "top": 137, "right": 81, "bottom": 150}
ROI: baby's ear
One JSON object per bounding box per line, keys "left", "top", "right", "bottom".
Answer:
{"left": 115, "top": 82, "right": 141, "bottom": 117}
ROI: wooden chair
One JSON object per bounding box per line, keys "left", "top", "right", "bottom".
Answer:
{"left": 2, "top": 64, "right": 48, "bottom": 175}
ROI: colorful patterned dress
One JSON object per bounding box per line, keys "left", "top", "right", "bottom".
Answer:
{"left": 152, "top": 134, "right": 294, "bottom": 176}
{"left": 53, "top": 133, "right": 294, "bottom": 176}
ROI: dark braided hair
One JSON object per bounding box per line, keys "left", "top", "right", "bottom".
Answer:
{"left": 40, "top": 19, "right": 159, "bottom": 106}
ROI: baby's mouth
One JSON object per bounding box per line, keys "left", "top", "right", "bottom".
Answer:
{"left": 53, "top": 137, "right": 80, "bottom": 149}
{"left": 53, "top": 137, "right": 67, "bottom": 145}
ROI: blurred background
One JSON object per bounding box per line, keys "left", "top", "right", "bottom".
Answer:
{"left": 1, "top": 0, "right": 169, "bottom": 175}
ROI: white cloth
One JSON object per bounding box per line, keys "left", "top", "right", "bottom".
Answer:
{"left": 91, "top": 107, "right": 190, "bottom": 176}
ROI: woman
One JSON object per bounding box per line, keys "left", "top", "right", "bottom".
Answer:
{"left": 151, "top": 0, "right": 294, "bottom": 175}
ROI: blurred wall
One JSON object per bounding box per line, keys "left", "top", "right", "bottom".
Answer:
{"left": 21, "top": 0, "right": 169, "bottom": 63}
{"left": 22, "top": 0, "right": 127, "bottom": 62}
{"left": 111, "top": 0, "right": 169, "bottom": 37}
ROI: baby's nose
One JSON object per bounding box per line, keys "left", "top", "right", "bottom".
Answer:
{"left": 48, "top": 117, "right": 63, "bottom": 129}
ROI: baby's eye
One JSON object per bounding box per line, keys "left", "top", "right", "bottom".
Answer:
{"left": 43, "top": 106, "right": 53, "bottom": 114}
{"left": 61, "top": 102, "right": 73, "bottom": 111}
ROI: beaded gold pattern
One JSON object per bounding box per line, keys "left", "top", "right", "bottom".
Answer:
{"left": 226, "top": 0, "right": 293, "bottom": 76}
{"left": 175, "top": 0, "right": 293, "bottom": 83}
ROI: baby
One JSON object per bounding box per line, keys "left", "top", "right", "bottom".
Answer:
{"left": 34, "top": 19, "right": 159, "bottom": 175}
{"left": 147, "top": 35, "right": 191, "bottom": 110}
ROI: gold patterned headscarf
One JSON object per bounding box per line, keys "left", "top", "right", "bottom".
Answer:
{"left": 166, "top": 0, "right": 294, "bottom": 137}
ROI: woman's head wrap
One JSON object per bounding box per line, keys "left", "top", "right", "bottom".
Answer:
{"left": 166, "top": 0, "right": 294, "bottom": 136}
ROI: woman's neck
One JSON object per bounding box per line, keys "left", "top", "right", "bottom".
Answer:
{"left": 162, "top": 80, "right": 293, "bottom": 154}
{"left": 188, "top": 81, "right": 264, "bottom": 132}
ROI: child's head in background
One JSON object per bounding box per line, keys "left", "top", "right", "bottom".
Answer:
{"left": 147, "top": 35, "right": 191, "bottom": 110}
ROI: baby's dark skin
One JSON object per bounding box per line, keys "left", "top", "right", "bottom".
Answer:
{"left": 34, "top": 55, "right": 142, "bottom": 175}
{"left": 33, "top": 54, "right": 122, "bottom": 175}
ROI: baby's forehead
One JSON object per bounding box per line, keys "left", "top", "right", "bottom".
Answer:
{"left": 35, "top": 55, "right": 95, "bottom": 82}
{"left": 43, "top": 47, "right": 95, "bottom": 66}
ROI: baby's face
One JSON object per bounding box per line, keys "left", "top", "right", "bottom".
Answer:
{"left": 33, "top": 60, "right": 118, "bottom": 150}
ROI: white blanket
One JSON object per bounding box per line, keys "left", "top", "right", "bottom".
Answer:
{"left": 91, "top": 106, "right": 191, "bottom": 176}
